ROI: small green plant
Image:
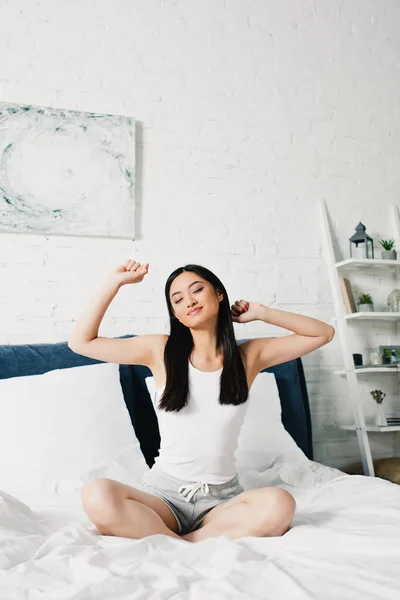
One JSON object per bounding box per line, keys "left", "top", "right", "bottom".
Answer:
{"left": 379, "top": 239, "right": 395, "bottom": 250}
{"left": 370, "top": 389, "right": 386, "bottom": 404}
{"left": 357, "top": 293, "right": 373, "bottom": 305}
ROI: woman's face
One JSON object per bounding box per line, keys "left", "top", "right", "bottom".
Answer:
{"left": 169, "top": 271, "right": 223, "bottom": 327}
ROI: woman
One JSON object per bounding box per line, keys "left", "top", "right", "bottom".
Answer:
{"left": 69, "top": 258, "right": 334, "bottom": 543}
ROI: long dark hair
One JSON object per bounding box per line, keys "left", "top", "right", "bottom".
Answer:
{"left": 158, "top": 264, "right": 248, "bottom": 412}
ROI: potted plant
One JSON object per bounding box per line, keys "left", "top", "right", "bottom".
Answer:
{"left": 379, "top": 239, "right": 397, "bottom": 260}
{"left": 370, "top": 389, "right": 387, "bottom": 426}
{"left": 357, "top": 293, "right": 374, "bottom": 312}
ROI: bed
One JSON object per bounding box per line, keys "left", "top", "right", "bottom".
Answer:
{"left": 0, "top": 335, "right": 399, "bottom": 600}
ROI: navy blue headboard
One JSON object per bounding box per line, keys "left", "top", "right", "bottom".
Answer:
{"left": 0, "top": 335, "right": 313, "bottom": 465}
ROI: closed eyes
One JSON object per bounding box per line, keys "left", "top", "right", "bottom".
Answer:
{"left": 174, "top": 288, "right": 203, "bottom": 304}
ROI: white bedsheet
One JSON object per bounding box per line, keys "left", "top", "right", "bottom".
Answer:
{"left": 1, "top": 458, "right": 400, "bottom": 600}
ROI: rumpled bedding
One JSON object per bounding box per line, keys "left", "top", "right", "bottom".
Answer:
{"left": 1, "top": 457, "right": 399, "bottom": 600}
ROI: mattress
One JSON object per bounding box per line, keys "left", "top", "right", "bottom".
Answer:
{"left": 1, "top": 457, "right": 399, "bottom": 600}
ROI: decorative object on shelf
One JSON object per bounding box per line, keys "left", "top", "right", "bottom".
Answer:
{"left": 387, "top": 289, "right": 400, "bottom": 312}
{"left": 357, "top": 293, "right": 374, "bottom": 312}
{"left": 379, "top": 345, "right": 400, "bottom": 365}
{"left": 339, "top": 277, "right": 357, "bottom": 313}
{"left": 349, "top": 222, "right": 374, "bottom": 259}
{"left": 379, "top": 239, "right": 397, "bottom": 260}
{"left": 353, "top": 353, "right": 363, "bottom": 367}
{"left": 368, "top": 347, "right": 383, "bottom": 366}
{"left": 370, "top": 389, "right": 387, "bottom": 427}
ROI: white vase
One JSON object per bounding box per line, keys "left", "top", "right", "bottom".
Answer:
{"left": 375, "top": 404, "right": 387, "bottom": 427}
{"left": 358, "top": 304, "right": 374, "bottom": 312}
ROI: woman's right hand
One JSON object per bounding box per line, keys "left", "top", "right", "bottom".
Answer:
{"left": 110, "top": 258, "right": 150, "bottom": 287}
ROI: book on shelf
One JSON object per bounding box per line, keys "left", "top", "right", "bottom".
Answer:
{"left": 339, "top": 276, "right": 356, "bottom": 313}
{"left": 385, "top": 413, "right": 400, "bottom": 425}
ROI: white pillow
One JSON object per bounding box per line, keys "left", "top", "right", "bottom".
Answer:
{"left": 0, "top": 363, "right": 148, "bottom": 495}
{"left": 234, "top": 372, "right": 307, "bottom": 473}
{"left": 144, "top": 372, "right": 306, "bottom": 475}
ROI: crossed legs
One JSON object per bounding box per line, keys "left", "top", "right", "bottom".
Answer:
{"left": 82, "top": 478, "right": 296, "bottom": 544}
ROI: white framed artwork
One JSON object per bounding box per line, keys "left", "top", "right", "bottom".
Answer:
{"left": 0, "top": 101, "right": 136, "bottom": 239}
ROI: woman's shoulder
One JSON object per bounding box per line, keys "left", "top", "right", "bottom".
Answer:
{"left": 155, "top": 333, "right": 168, "bottom": 351}
{"left": 149, "top": 335, "right": 168, "bottom": 389}
{"left": 237, "top": 339, "right": 260, "bottom": 386}
{"left": 152, "top": 334, "right": 169, "bottom": 361}
{"left": 237, "top": 338, "right": 252, "bottom": 358}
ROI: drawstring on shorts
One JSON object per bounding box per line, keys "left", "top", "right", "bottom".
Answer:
{"left": 178, "top": 481, "right": 210, "bottom": 503}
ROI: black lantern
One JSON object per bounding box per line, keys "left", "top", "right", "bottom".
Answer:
{"left": 349, "top": 222, "right": 374, "bottom": 259}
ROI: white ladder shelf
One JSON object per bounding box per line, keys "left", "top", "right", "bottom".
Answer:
{"left": 320, "top": 200, "right": 400, "bottom": 476}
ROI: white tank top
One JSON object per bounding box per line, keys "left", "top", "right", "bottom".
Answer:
{"left": 150, "top": 360, "right": 249, "bottom": 484}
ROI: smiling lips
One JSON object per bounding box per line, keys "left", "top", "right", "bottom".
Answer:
{"left": 188, "top": 307, "right": 203, "bottom": 316}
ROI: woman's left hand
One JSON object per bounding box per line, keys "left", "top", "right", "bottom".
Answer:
{"left": 230, "top": 300, "right": 262, "bottom": 323}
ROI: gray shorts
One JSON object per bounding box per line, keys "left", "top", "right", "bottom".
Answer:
{"left": 136, "top": 463, "right": 244, "bottom": 535}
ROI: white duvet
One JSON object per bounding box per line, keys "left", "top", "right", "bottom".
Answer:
{"left": 1, "top": 458, "right": 400, "bottom": 600}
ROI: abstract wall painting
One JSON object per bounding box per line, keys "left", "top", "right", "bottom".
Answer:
{"left": 0, "top": 101, "right": 135, "bottom": 239}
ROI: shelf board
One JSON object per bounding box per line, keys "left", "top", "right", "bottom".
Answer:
{"left": 335, "top": 258, "right": 400, "bottom": 270}
{"left": 335, "top": 367, "right": 399, "bottom": 375}
{"left": 339, "top": 424, "right": 400, "bottom": 432}
{"left": 344, "top": 312, "right": 400, "bottom": 320}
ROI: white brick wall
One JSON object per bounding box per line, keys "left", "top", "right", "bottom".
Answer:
{"left": 1, "top": 0, "right": 400, "bottom": 470}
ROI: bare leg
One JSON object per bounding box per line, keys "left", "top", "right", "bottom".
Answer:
{"left": 100, "top": 499, "right": 182, "bottom": 539}
{"left": 182, "top": 487, "right": 296, "bottom": 543}
{"left": 82, "top": 478, "right": 182, "bottom": 540}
